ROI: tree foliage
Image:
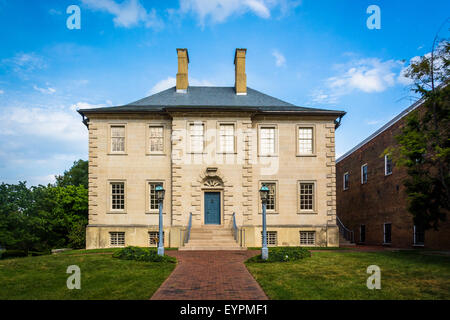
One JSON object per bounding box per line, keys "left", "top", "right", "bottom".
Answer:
{"left": 387, "top": 39, "right": 449, "bottom": 231}
{"left": 0, "top": 160, "right": 88, "bottom": 253}
{"left": 55, "top": 159, "right": 88, "bottom": 189}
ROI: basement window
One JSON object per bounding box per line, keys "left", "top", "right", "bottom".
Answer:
{"left": 110, "top": 232, "right": 125, "bottom": 247}
{"left": 149, "top": 231, "right": 164, "bottom": 246}
{"left": 261, "top": 231, "right": 277, "bottom": 246}
{"left": 300, "top": 231, "right": 316, "bottom": 245}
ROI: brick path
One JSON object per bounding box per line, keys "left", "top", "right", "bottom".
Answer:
{"left": 150, "top": 250, "right": 268, "bottom": 300}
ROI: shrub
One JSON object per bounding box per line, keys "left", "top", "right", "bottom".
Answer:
{"left": 112, "top": 246, "right": 176, "bottom": 263}
{"left": 247, "top": 247, "right": 311, "bottom": 263}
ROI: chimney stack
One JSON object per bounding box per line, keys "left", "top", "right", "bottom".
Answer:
{"left": 234, "top": 48, "right": 247, "bottom": 95}
{"left": 176, "top": 48, "right": 189, "bottom": 93}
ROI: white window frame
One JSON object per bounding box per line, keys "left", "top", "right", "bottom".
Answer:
{"left": 218, "top": 123, "right": 236, "bottom": 154}
{"left": 108, "top": 124, "right": 127, "bottom": 154}
{"left": 384, "top": 154, "right": 393, "bottom": 176}
{"left": 298, "top": 181, "right": 316, "bottom": 213}
{"left": 300, "top": 231, "right": 316, "bottom": 246}
{"left": 147, "top": 181, "right": 164, "bottom": 213}
{"left": 110, "top": 232, "right": 125, "bottom": 247}
{"left": 109, "top": 180, "right": 126, "bottom": 213}
{"left": 148, "top": 231, "right": 165, "bottom": 246}
{"left": 258, "top": 125, "right": 278, "bottom": 156}
{"left": 361, "top": 164, "right": 368, "bottom": 184}
{"left": 343, "top": 172, "right": 349, "bottom": 190}
{"left": 188, "top": 122, "right": 205, "bottom": 154}
{"left": 260, "top": 181, "right": 278, "bottom": 213}
{"left": 261, "top": 231, "right": 277, "bottom": 246}
{"left": 147, "top": 124, "right": 165, "bottom": 155}
{"left": 296, "top": 125, "right": 315, "bottom": 156}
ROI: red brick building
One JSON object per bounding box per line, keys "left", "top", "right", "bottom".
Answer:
{"left": 336, "top": 99, "right": 450, "bottom": 250}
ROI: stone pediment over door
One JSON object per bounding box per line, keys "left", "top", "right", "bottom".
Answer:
{"left": 198, "top": 167, "right": 226, "bottom": 189}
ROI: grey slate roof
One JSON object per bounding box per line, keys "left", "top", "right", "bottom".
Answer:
{"left": 78, "top": 86, "right": 345, "bottom": 116}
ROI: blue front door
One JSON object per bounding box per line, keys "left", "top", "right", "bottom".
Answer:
{"left": 205, "top": 192, "right": 221, "bottom": 225}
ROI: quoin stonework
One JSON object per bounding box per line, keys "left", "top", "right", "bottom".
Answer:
{"left": 79, "top": 48, "right": 346, "bottom": 250}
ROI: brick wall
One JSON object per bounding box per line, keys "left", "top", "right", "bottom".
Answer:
{"left": 336, "top": 105, "right": 450, "bottom": 250}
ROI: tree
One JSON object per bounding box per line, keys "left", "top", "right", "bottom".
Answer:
{"left": 55, "top": 159, "right": 88, "bottom": 189}
{"left": 387, "top": 38, "right": 449, "bottom": 231}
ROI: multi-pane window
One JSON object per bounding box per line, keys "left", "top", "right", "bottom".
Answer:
{"left": 299, "top": 183, "right": 314, "bottom": 211}
{"left": 149, "top": 126, "right": 164, "bottom": 152}
{"left": 414, "top": 225, "right": 425, "bottom": 245}
{"left": 298, "top": 128, "right": 313, "bottom": 154}
{"left": 149, "top": 231, "right": 164, "bottom": 246}
{"left": 111, "top": 125, "right": 125, "bottom": 152}
{"left": 361, "top": 164, "right": 368, "bottom": 184}
{"left": 261, "top": 183, "right": 276, "bottom": 211}
{"left": 261, "top": 231, "right": 277, "bottom": 246}
{"left": 110, "top": 232, "right": 125, "bottom": 246}
{"left": 343, "top": 173, "right": 349, "bottom": 190}
{"left": 149, "top": 182, "right": 163, "bottom": 210}
{"left": 384, "top": 223, "right": 392, "bottom": 244}
{"left": 300, "top": 231, "right": 315, "bottom": 245}
{"left": 190, "top": 123, "right": 204, "bottom": 153}
{"left": 260, "top": 127, "right": 275, "bottom": 155}
{"left": 219, "top": 124, "right": 235, "bottom": 153}
{"left": 111, "top": 182, "right": 125, "bottom": 210}
{"left": 385, "top": 155, "right": 393, "bottom": 175}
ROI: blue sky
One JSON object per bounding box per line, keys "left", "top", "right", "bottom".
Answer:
{"left": 0, "top": 0, "right": 449, "bottom": 185}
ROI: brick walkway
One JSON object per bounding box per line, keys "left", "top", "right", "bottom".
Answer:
{"left": 150, "top": 250, "right": 268, "bottom": 300}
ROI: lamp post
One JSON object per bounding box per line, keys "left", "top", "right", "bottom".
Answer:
{"left": 155, "top": 185, "right": 165, "bottom": 256}
{"left": 259, "top": 185, "right": 269, "bottom": 260}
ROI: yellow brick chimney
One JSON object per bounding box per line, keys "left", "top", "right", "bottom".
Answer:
{"left": 234, "top": 48, "right": 247, "bottom": 95}
{"left": 176, "top": 48, "right": 189, "bottom": 93}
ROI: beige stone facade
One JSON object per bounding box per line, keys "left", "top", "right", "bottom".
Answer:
{"left": 81, "top": 48, "right": 344, "bottom": 249}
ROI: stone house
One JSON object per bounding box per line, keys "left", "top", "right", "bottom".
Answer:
{"left": 78, "top": 48, "right": 346, "bottom": 250}
{"left": 336, "top": 99, "right": 450, "bottom": 250}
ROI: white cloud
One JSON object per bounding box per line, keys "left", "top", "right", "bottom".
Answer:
{"left": 0, "top": 89, "right": 4, "bottom": 94}
{"left": 0, "top": 106, "right": 87, "bottom": 143}
{"left": 177, "top": 0, "right": 300, "bottom": 25}
{"left": 327, "top": 58, "right": 400, "bottom": 94}
{"left": 33, "top": 85, "right": 56, "bottom": 95}
{"left": 81, "top": 0, "right": 163, "bottom": 28}
{"left": 148, "top": 76, "right": 215, "bottom": 95}
{"left": 309, "top": 57, "right": 406, "bottom": 105}
{"left": 272, "top": 49, "right": 286, "bottom": 67}
{"left": 2, "top": 52, "right": 46, "bottom": 77}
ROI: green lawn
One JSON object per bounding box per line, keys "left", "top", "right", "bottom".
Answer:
{"left": 0, "top": 250, "right": 176, "bottom": 300}
{"left": 246, "top": 250, "right": 450, "bottom": 300}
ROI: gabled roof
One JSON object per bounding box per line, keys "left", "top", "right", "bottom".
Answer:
{"left": 336, "top": 97, "right": 424, "bottom": 163}
{"left": 78, "top": 86, "right": 346, "bottom": 116}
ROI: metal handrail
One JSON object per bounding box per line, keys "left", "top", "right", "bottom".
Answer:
{"left": 336, "top": 215, "right": 354, "bottom": 243}
{"left": 184, "top": 212, "right": 192, "bottom": 244}
{"left": 232, "top": 212, "right": 238, "bottom": 242}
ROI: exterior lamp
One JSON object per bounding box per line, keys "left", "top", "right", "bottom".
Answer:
{"left": 259, "top": 185, "right": 269, "bottom": 260}
{"left": 155, "top": 185, "right": 165, "bottom": 256}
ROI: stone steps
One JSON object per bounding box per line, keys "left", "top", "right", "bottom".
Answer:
{"left": 339, "top": 233, "right": 355, "bottom": 246}
{"left": 180, "top": 226, "right": 244, "bottom": 251}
